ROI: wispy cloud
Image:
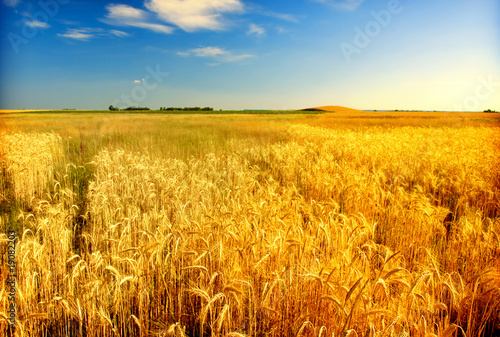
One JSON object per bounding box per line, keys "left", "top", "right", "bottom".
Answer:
{"left": 276, "top": 26, "right": 290, "bottom": 34}
{"left": 57, "top": 27, "right": 129, "bottom": 41}
{"left": 191, "top": 46, "right": 227, "bottom": 58}
{"left": 314, "top": 0, "right": 365, "bottom": 11}
{"left": 57, "top": 19, "right": 80, "bottom": 26}
{"left": 25, "top": 20, "right": 50, "bottom": 29}
{"left": 222, "top": 53, "right": 254, "bottom": 63}
{"left": 247, "top": 23, "right": 265, "bottom": 37}
{"left": 261, "top": 10, "right": 299, "bottom": 23}
{"left": 110, "top": 29, "right": 129, "bottom": 37}
{"left": 145, "top": 0, "right": 244, "bottom": 32}
{"left": 103, "top": 4, "right": 174, "bottom": 34}
{"left": 3, "top": 0, "right": 21, "bottom": 7}
{"left": 133, "top": 80, "right": 142, "bottom": 83}
{"left": 57, "top": 28, "right": 95, "bottom": 41}
{"left": 180, "top": 46, "right": 253, "bottom": 64}
{"left": 245, "top": 3, "right": 300, "bottom": 23}
{"left": 108, "top": 4, "right": 145, "bottom": 20}
{"left": 103, "top": 1, "right": 292, "bottom": 35}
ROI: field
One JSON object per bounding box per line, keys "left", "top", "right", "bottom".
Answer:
{"left": 1, "top": 111, "right": 499, "bottom": 336}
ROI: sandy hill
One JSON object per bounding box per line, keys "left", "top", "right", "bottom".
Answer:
{"left": 301, "top": 106, "right": 363, "bottom": 113}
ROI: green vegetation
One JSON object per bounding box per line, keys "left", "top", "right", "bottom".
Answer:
{"left": 109, "top": 105, "right": 150, "bottom": 111}
{"left": 160, "top": 106, "right": 214, "bottom": 111}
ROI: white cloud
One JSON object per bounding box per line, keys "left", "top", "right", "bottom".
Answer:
{"left": 261, "top": 11, "right": 299, "bottom": 23}
{"left": 191, "top": 46, "right": 226, "bottom": 57}
{"left": 180, "top": 46, "right": 253, "bottom": 64}
{"left": 3, "top": 0, "right": 21, "bottom": 7}
{"left": 245, "top": 3, "right": 299, "bottom": 23}
{"left": 25, "top": 20, "right": 50, "bottom": 29}
{"left": 314, "top": 0, "right": 365, "bottom": 11}
{"left": 107, "top": 4, "right": 146, "bottom": 20}
{"left": 134, "top": 80, "right": 141, "bottom": 83}
{"left": 103, "top": 4, "right": 174, "bottom": 34}
{"left": 57, "top": 28, "right": 94, "bottom": 41}
{"left": 247, "top": 23, "right": 265, "bottom": 36}
{"left": 145, "top": 0, "right": 244, "bottom": 32}
{"left": 57, "top": 27, "right": 129, "bottom": 41}
{"left": 125, "top": 21, "right": 174, "bottom": 33}
{"left": 110, "top": 29, "right": 129, "bottom": 37}
{"left": 222, "top": 53, "right": 254, "bottom": 63}
{"left": 103, "top": 1, "right": 292, "bottom": 35}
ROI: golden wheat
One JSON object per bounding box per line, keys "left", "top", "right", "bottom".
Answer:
{"left": 1, "top": 125, "right": 499, "bottom": 336}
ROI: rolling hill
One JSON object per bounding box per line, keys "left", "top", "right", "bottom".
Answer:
{"left": 300, "top": 105, "right": 363, "bottom": 113}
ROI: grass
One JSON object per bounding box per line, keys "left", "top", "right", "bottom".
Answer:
{"left": 1, "top": 113, "right": 297, "bottom": 160}
{"left": 0, "top": 111, "right": 499, "bottom": 336}
{"left": 1, "top": 111, "right": 498, "bottom": 158}
{"left": 1, "top": 110, "right": 325, "bottom": 115}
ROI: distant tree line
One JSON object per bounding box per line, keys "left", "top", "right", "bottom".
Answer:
{"left": 108, "top": 105, "right": 214, "bottom": 112}
{"left": 159, "top": 107, "right": 214, "bottom": 111}
{"left": 484, "top": 109, "right": 497, "bottom": 113}
{"left": 123, "top": 106, "right": 150, "bottom": 111}
{"left": 109, "top": 105, "right": 150, "bottom": 111}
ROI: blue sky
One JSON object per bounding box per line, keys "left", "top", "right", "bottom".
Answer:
{"left": 1, "top": 0, "right": 498, "bottom": 111}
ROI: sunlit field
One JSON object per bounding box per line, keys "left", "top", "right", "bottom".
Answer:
{"left": 1, "top": 111, "right": 499, "bottom": 336}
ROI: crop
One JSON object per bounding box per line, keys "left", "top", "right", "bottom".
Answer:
{"left": 1, "top": 123, "right": 499, "bottom": 336}
{"left": 0, "top": 132, "right": 63, "bottom": 206}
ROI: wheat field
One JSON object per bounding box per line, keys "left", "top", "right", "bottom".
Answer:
{"left": 1, "top": 115, "right": 499, "bottom": 336}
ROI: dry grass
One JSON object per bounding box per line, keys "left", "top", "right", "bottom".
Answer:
{"left": 304, "top": 111, "right": 500, "bottom": 128}
{"left": 0, "top": 132, "right": 63, "bottom": 206}
{"left": 300, "top": 106, "right": 364, "bottom": 113}
{"left": 1, "top": 115, "right": 499, "bottom": 336}
{"left": 0, "top": 110, "right": 56, "bottom": 114}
